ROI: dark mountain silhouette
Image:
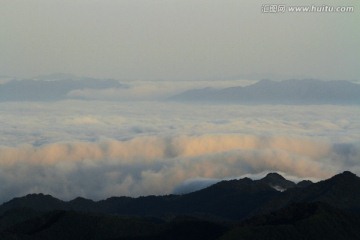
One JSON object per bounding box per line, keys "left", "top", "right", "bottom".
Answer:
{"left": 3, "top": 172, "right": 359, "bottom": 220}
{"left": 173, "top": 177, "right": 280, "bottom": 220}
{"left": 0, "top": 210, "right": 229, "bottom": 240}
{"left": 221, "top": 202, "right": 360, "bottom": 240}
{"left": 296, "top": 179, "right": 313, "bottom": 188}
{"left": 258, "top": 173, "right": 296, "bottom": 191}
{"left": 0, "top": 171, "right": 360, "bottom": 239}
{"left": 1, "top": 202, "right": 359, "bottom": 240}
{"left": 0, "top": 175, "right": 288, "bottom": 220}
{"left": 0, "top": 194, "right": 68, "bottom": 214}
{"left": 258, "top": 171, "right": 360, "bottom": 214}
{"left": 170, "top": 79, "right": 360, "bottom": 104}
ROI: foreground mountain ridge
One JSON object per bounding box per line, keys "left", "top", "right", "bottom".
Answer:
{"left": 1, "top": 171, "right": 358, "bottom": 219}
{"left": 1, "top": 171, "right": 360, "bottom": 239}
{"left": 0, "top": 172, "right": 306, "bottom": 219}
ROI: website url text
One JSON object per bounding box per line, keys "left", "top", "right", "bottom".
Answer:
{"left": 261, "top": 5, "right": 354, "bottom": 13}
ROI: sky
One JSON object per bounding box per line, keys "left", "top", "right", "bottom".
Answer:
{"left": 0, "top": 0, "right": 359, "bottom": 203}
{"left": 0, "top": 0, "right": 359, "bottom": 81}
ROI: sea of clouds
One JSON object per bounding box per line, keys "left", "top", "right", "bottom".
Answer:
{"left": 0, "top": 81, "right": 359, "bottom": 203}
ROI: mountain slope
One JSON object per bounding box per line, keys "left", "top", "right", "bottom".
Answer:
{"left": 170, "top": 79, "right": 360, "bottom": 104}
{"left": 221, "top": 202, "right": 360, "bottom": 240}
{"left": 0, "top": 175, "right": 285, "bottom": 220}
{"left": 258, "top": 173, "right": 296, "bottom": 191}
{"left": 0, "top": 210, "right": 228, "bottom": 240}
{"left": 0, "top": 172, "right": 360, "bottom": 239}
{"left": 0, "top": 77, "right": 125, "bottom": 101}
{"left": 1, "top": 171, "right": 359, "bottom": 221}
{"left": 259, "top": 171, "right": 360, "bottom": 214}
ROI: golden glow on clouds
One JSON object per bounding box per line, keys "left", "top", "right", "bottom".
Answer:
{"left": 0, "top": 134, "right": 355, "bottom": 202}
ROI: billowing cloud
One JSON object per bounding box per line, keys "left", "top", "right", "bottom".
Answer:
{"left": 0, "top": 93, "right": 359, "bottom": 203}
{"left": 0, "top": 134, "right": 358, "bottom": 203}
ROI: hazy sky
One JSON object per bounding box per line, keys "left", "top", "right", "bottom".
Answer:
{"left": 1, "top": 0, "right": 359, "bottom": 80}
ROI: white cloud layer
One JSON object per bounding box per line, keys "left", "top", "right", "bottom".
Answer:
{"left": 1, "top": 100, "right": 359, "bottom": 146}
{"left": 0, "top": 98, "right": 359, "bottom": 203}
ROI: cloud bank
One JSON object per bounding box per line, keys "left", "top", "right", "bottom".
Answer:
{"left": 1, "top": 100, "right": 358, "bottom": 147}
{"left": 0, "top": 134, "right": 358, "bottom": 203}
{"left": 0, "top": 96, "right": 359, "bottom": 203}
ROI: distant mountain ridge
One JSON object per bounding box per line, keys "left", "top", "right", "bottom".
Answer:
{"left": 1, "top": 171, "right": 360, "bottom": 239}
{"left": 170, "top": 79, "right": 360, "bottom": 104}
{"left": 0, "top": 76, "right": 126, "bottom": 101}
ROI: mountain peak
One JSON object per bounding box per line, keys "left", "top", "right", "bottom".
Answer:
{"left": 341, "top": 171, "right": 356, "bottom": 176}
{"left": 326, "top": 171, "right": 359, "bottom": 186}
{"left": 0, "top": 193, "right": 66, "bottom": 214}
{"left": 259, "top": 173, "right": 296, "bottom": 191}
{"left": 331, "top": 171, "right": 358, "bottom": 181}
{"left": 24, "top": 193, "right": 55, "bottom": 199}
{"left": 263, "top": 173, "right": 286, "bottom": 181}
{"left": 297, "top": 180, "right": 313, "bottom": 188}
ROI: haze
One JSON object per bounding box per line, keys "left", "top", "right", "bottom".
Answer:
{"left": 1, "top": 0, "right": 359, "bottom": 80}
